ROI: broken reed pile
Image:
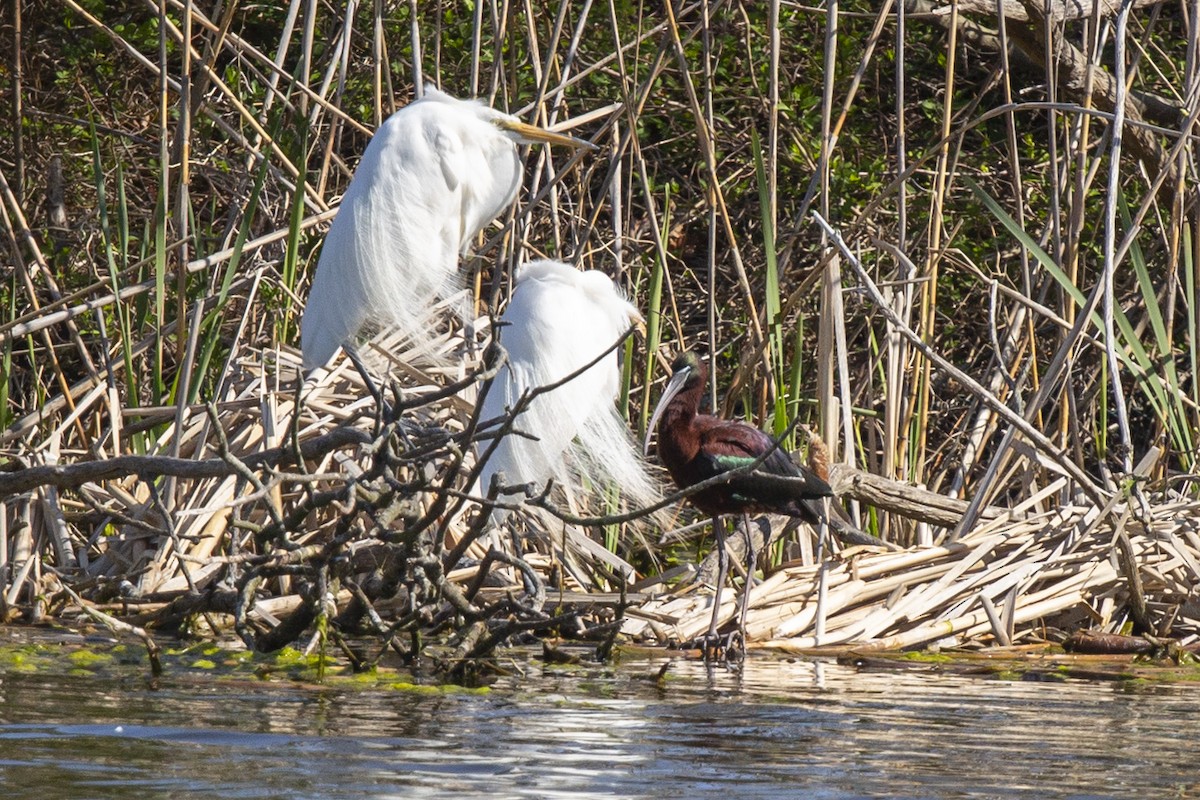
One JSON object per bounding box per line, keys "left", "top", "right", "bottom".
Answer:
{"left": 3, "top": 338, "right": 1199, "bottom": 667}
{"left": 0, "top": 326, "right": 676, "bottom": 670}
{"left": 625, "top": 490, "right": 1200, "bottom": 653}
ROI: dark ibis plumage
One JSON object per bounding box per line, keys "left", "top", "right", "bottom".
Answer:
{"left": 645, "top": 350, "right": 834, "bottom": 656}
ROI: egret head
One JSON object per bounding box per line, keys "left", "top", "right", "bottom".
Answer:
{"left": 417, "top": 84, "right": 597, "bottom": 150}
{"left": 576, "top": 268, "right": 643, "bottom": 331}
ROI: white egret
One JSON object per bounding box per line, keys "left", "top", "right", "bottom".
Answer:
{"left": 477, "top": 259, "right": 660, "bottom": 513}
{"left": 301, "top": 86, "right": 594, "bottom": 370}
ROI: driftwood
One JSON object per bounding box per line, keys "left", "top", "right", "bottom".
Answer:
{"left": 828, "top": 463, "right": 1015, "bottom": 528}
{"left": 0, "top": 426, "right": 371, "bottom": 496}
{"left": 1063, "top": 630, "right": 1200, "bottom": 656}
{"left": 908, "top": 0, "right": 1185, "bottom": 139}
{"left": 682, "top": 463, "right": 982, "bottom": 589}
{"left": 1016, "top": 29, "right": 1184, "bottom": 133}
{"left": 912, "top": 0, "right": 1172, "bottom": 25}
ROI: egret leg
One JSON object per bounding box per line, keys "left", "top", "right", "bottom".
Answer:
{"left": 704, "top": 515, "right": 728, "bottom": 660}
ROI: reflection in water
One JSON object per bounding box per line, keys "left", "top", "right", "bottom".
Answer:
{"left": 1, "top": 655, "right": 1197, "bottom": 799}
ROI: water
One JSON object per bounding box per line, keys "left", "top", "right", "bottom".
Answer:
{"left": 1, "top": 650, "right": 1196, "bottom": 799}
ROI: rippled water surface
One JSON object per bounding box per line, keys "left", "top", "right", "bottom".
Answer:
{"left": 2, "top": 646, "right": 1196, "bottom": 799}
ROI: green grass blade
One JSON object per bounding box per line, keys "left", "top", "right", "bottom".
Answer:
{"left": 1185, "top": 225, "right": 1198, "bottom": 461}
{"left": 966, "top": 178, "right": 1168, "bottom": 424}
{"left": 639, "top": 185, "right": 669, "bottom": 437}
{"left": 752, "top": 128, "right": 788, "bottom": 441}
{"left": 91, "top": 125, "right": 144, "bottom": 450}
{"left": 191, "top": 152, "right": 275, "bottom": 401}
{"left": 278, "top": 121, "right": 310, "bottom": 348}
{"left": 787, "top": 320, "right": 805, "bottom": 426}
{"left": 0, "top": 283, "right": 13, "bottom": 430}
{"left": 1121, "top": 192, "right": 1192, "bottom": 458}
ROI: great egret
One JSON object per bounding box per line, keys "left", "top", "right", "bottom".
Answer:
{"left": 478, "top": 259, "right": 659, "bottom": 513}
{"left": 644, "top": 350, "right": 831, "bottom": 656}
{"left": 301, "top": 87, "right": 594, "bottom": 370}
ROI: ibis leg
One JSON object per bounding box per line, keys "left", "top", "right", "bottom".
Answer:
{"left": 736, "top": 513, "right": 757, "bottom": 648}
{"left": 705, "top": 516, "right": 728, "bottom": 659}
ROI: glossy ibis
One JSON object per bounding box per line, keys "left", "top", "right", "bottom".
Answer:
{"left": 645, "top": 350, "right": 834, "bottom": 656}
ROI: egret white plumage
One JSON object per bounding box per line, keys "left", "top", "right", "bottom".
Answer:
{"left": 301, "top": 86, "right": 594, "bottom": 370}
{"left": 477, "top": 260, "right": 660, "bottom": 512}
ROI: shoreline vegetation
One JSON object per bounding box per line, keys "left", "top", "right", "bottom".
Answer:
{"left": 2, "top": 1, "right": 1199, "bottom": 679}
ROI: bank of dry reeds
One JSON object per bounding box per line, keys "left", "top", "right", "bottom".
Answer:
{"left": 627, "top": 459, "right": 1200, "bottom": 651}
{"left": 2, "top": 1, "right": 1199, "bottom": 665}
